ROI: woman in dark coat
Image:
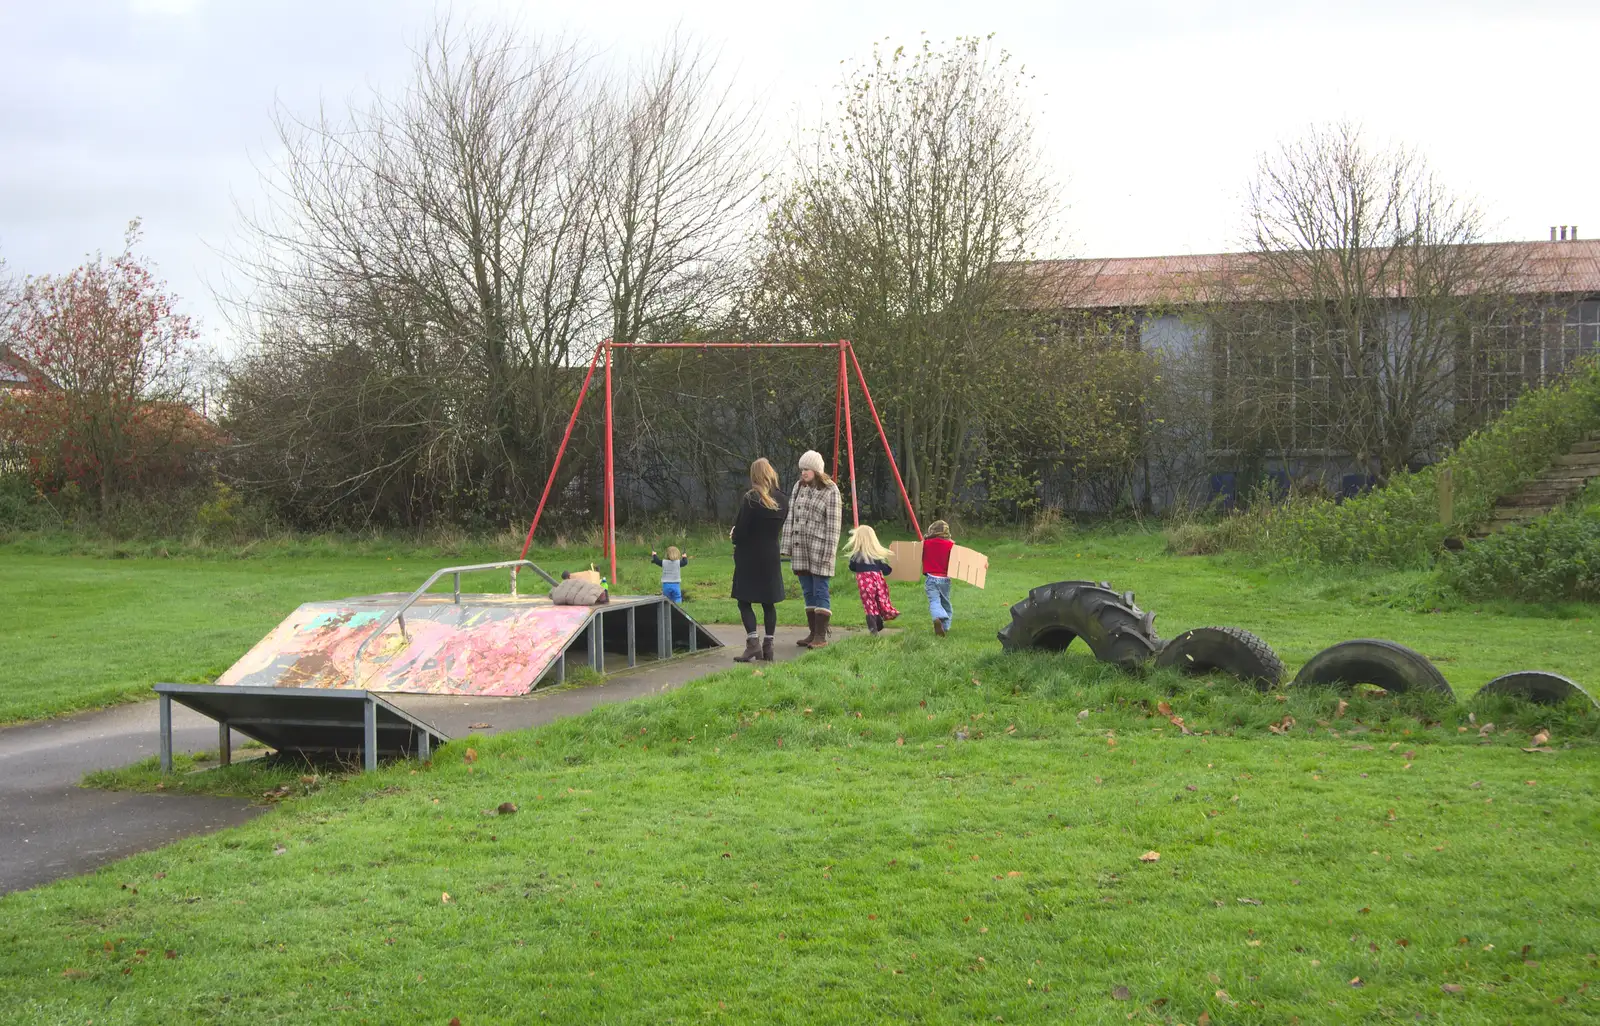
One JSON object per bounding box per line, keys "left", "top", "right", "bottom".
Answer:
{"left": 730, "top": 457, "right": 788, "bottom": 662}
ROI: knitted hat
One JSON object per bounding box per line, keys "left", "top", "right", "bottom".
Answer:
{"left": 926, "top": 519, "right": 951, "bottom": 538}
{"left": 798, "top": 450, "right": 825, "bottom": 474}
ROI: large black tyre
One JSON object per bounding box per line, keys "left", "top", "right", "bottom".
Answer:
{"left": 1155, "top": 626, "right": 1286, "bottom": 690}
{"left": 1288, "top": 639, "right": 1454, "bottom": 698}
{"left": 996, "top": 580, "right": 1161, "bottom": 672}
{"left": 1475, "top": 671, "right": 1598, "bottom": 709}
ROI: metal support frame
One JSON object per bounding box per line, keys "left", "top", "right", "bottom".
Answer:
{"left": 513, "top": 338, "right": 924, "bottom": 575}
{"left": 158, "top": 694, "right": 173, "bottom": 774}
{"left": 363, "top": 697, "right": 378, "bottom": 772}
{"left": 218, "top": 720, "right": 232, "bottom": 766}
{"left": 627, "top": 606, "right": 637, "bottom": 668}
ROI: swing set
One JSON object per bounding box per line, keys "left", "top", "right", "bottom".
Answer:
{"left": 514, "top": 339, "right": 924, "bottom": 586}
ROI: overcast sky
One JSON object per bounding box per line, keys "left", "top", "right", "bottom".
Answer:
{"left": 2, "top": 0, "right": 1596, "bottom": 352}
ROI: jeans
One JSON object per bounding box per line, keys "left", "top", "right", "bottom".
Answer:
{"left": 796, "top": 572, "right": 831, "bottom": 610}
{"left": 661, "top": 582, "right": 682, "bottom": 603}
{"left": 924, "top": 574, "right": 952, "bottom": 628}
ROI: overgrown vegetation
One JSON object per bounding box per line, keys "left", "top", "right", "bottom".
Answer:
{"left": 1172, "top": 357, "right": 1600, "bottom": 568}
{"left": 1442, "top": 481, "right": 1600, "bottom": 602}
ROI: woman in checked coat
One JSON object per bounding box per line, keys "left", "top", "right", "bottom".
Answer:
{"left": 780, "top": 449, "right": 843, "bottom": 648}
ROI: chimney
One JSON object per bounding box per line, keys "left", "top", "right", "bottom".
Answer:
{"left": 1551, "top": 226, "right": 1558, "bottom": 241}
{"left": 1574, "top": 226, "right": 1580, "bottom": 241}
{"left": 1561, "top": 226, "right": 1569, "bottom": 241}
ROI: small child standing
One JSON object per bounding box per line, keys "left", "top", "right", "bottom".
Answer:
{"left": 842, "top": 525, "right": 899, "bottom": 634}
{"left": 921, "top": 520, "right": 955, "bottom": 636}
{"left": 650, "top": 546, "right": 689, "bottom": 603}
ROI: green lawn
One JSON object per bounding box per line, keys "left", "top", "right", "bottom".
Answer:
{"left": 2, "top": 531, "right": 1598, "bottom": 1023}
{"left": 4, "top": 526, "right": 1598, "bottom": 723}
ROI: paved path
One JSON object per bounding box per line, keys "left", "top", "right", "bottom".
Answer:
{"left": 0, "top": 623, "right": 824, "bottom": 894}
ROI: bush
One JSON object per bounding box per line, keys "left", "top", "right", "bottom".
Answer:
{"left": 1212, "top": 356, "right": 1600, "bottom": 568}
{"left": 1441, "top": 507, "right": 1600, "bottom": 602}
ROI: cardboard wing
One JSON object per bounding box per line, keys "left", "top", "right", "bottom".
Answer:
{"left": 886, "top": 541, "right": 988, "bottom": 588}
{"left": 887, "top": 541, "right": 922, "bottom": 583}
{"left": 947, "top": 545, "right": 988, "bottom": 589}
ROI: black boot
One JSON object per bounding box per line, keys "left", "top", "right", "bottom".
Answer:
{"left": 733, "top": 634, "right": 762, "bottom": 662}
{"left": 760, "top": 635, "right": 774, "bottom": 661}
{"left": 866, "top": 614, "right": 881, "bottom": 635}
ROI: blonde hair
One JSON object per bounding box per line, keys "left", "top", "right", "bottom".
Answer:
{"left": 666, "top": 545, "right": 681, "bottom": 560}
{"left": 843, "top": 524, "right": 892, "bottom": 561}
{"left": 748, "top": 458, "right": 779, "bottom": 510}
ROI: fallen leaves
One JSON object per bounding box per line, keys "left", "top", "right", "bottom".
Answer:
{"left": 496, "top": 802, "right": 517, "bottom": 815}
{"left": 1077, "top": 709, "right": 1089, "bottom": 721}
{"left": 1335, "top": 698, "right": 1349, "bottom": 719}
{"left": 1531, "top": 729, "right": 1550, "bottom": 746}
{"left": 1111, "top": 985, "right": 1131, "bottom": 1000}
{"left": 441, "top": 892, "right": 452, "bottom": 904}
{"left": 1139, "top": 851, "right": 1161, "bottom": 863}
{"left": 1478, "top": 722, "right": 1495, "bottom": 738}
{"left": 1236, "top": 897, "right": 1262, "bottom": 906}
{"left": 1267, "top": 715, "right": 1295, "bottom": 735}
{"left": 1349, "top": 976, "right": 1364, "bottom": 987}
{"left": 467, "top": 722, "right": 492, "bottom": 730}
{"left": 1156, "top": 701, "right": 1172, "bottom": 716}
{"left": 463, "top": 748, "right": 477, "bottom": 763}
{"left": 1441, "top": 983, "right": 1465, "bottom": 995}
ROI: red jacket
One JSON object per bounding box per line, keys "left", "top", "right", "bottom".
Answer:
{"left": 922, "top": 537, "right": 953, "bottom": 576}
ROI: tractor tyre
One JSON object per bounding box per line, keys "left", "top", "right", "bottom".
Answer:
{"left": 996, "top": 580, "right": 1161, "bottom": 672}
{"left": 1288, "top": 639, "right": 1454, "bottom": 698}
{"left": 1475, "top": 671, "right": 1598, "bottom": 709}
{"left": 1154, "top": 626, "right": 1286, "bottom": 690}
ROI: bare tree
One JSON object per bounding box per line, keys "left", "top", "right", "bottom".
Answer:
{"left": 746, "top": 36, "right": 1075, "bottom": 517}
{"left": 593, "top": 36, "right": 761, "bottom": 343}
{"left": 1204, "top": 123, "right": 1533, "bottom": 484}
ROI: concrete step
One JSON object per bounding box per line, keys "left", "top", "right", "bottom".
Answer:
{"left": 1497, "top": 489, "right": 1581, "bottom": 508}
{"left": 1571, "top": 440, "right": 1600, "bottom": 454}
{"left": 1553, "top": 452, "right": 1600, "bottom": 467}
{"left": 1490, "top": 507, "right": 1546, "bottom": 521}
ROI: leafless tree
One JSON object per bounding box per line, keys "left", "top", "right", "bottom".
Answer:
{"left": 593, "top": 36, "right": 762, "bottom": 343}
{"left": 1202, "top": 123, "right": 1535, "bottom": 484}
{"left": 220, "top": 21, "right": 760, "bottom": 528}
{"left": 746, "top": 36, "right": 1091, "bottom": 517}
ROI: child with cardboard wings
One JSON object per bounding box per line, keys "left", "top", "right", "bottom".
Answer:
{"left": 884, "top": 522, "right": 987, "bottom": 637}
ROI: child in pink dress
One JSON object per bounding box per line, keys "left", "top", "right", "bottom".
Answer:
{"left": 843, "top": 525, "right": 900, "bottom": 634}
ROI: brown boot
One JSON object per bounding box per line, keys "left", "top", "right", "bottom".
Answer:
{"left": 809, "top": 609, "right": 831, "bottom": 648}
{"left": 933, "top": 619, "right": 946, "bottom": 637}
{"left": 733, "top": 634, "right": 762, "bottom": 662}
{"left": 797, "top": 608, "right": 816, "bottom": 647}
{"left": 760, "top": 635, "right": 774, "bottom": 661}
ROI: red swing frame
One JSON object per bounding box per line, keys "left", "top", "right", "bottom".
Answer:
{"left": 515, "top": 339, "right": 923, "bottom": 585}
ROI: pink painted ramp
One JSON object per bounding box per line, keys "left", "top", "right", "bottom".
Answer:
{"left": 214, "top": 595, "right": 594, "bottom": 697}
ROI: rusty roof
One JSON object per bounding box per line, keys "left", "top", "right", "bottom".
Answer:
{"left": 1008, "top": 239, "right": 1600, "bottom": 310}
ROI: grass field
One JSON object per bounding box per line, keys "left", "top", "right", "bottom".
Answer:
{"left": 4, "top": 526, "right": 1598, "bottom": 724}
{"left": 2, "top": 530, "right": 1598, "bottom": 1023}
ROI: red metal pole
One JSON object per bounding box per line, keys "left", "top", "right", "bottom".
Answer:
{"left": 606, "top": 342, "right": 842, "bottom": 349}
{"left": 846, "top": 342, "right": 922, "bottom": 540}
{"left": 604, "top": 341, "right": 617, "bottom": 585}
{"left": 841, "top": 342, "right": 860, "bottom": 527}
{"left": 838, "top": 342, "right": 851, "bottom": 473}
{"left": 518, "top": 346, "right": 602, "bottom": 562}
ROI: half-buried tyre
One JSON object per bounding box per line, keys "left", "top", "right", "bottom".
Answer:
{"left": 1154, "top": 626, "right": 1286, "bottom": 690}
{"left": 996, "top": 580, "right": 1161, "bottom": 672}
{"left": 1475, "top": 671, "right": 1598, "bottom": 709}
{"left": 1288, "top": 639, "right": 1454, "bottom": 698}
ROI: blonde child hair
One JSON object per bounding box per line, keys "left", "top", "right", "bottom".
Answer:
{"left": 842, "top": 524, "right": 893, "bottom": 561}
{"left": 666, "top": 545, "right": 682, "bottom": 560}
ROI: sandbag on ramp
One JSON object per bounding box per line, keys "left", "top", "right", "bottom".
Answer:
{"left": 214, "top": 593, "right": 594, "bottom": 697}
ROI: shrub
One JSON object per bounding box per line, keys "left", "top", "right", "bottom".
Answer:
{"left": 1216, "top": 356, "right": 1600, "bottom": 568}
{"left": 1441, "top": 506, "right": 1600, "bottom": 602}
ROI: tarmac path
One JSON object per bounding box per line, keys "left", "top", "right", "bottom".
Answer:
{"left": 0, "top": 623, "right": 824, "bottom": 894}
